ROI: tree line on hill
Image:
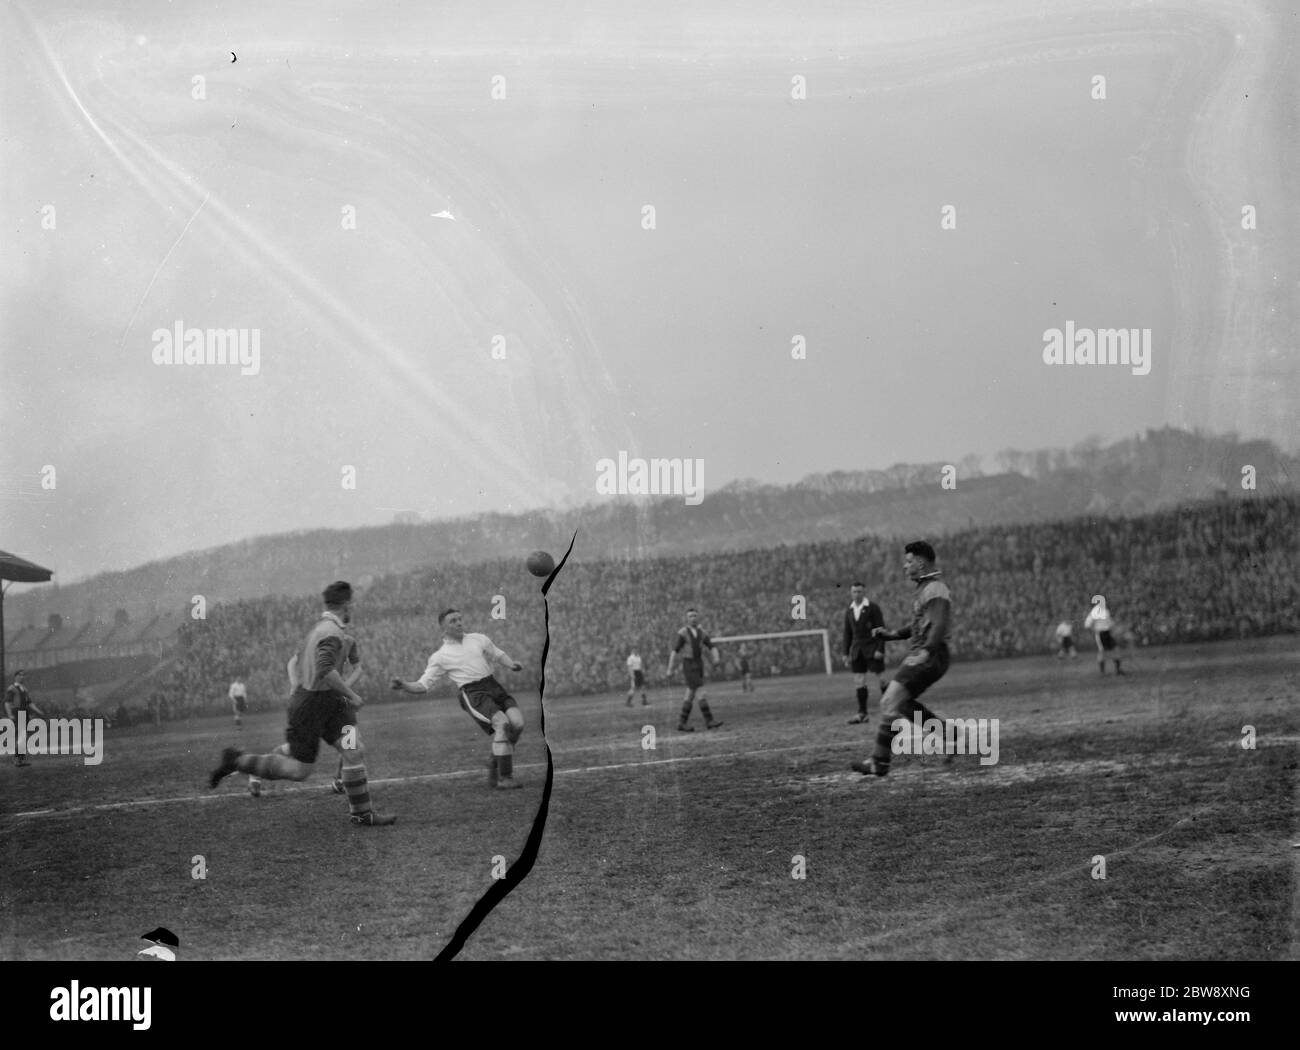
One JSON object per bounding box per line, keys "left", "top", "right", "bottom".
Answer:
{"left": 7, "top": 427, "right": 1295, "bottom": 630}
{"left": 99, "top": 491, "right": 1296, "bottom": 724}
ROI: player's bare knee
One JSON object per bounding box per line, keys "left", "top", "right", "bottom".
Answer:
{"left": 881, "top": 682, "right": 911, "bottom": 721}
{"left": 491, "top": 712, "right": 512, "bottom": 745}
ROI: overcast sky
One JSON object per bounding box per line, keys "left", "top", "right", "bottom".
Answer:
{"left": 3, "top": 0, "right": 1296, "bottom": 584}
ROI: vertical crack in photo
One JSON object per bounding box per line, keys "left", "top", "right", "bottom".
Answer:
{"left": 432, "top": 532, "right": 576, "bottom": 961}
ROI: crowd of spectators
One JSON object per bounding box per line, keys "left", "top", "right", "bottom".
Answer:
{"left": 127, "top": 494, "right": 1298, "bottom": 720}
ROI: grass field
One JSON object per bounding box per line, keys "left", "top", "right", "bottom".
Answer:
{"left": 2, "top": 635, "right": 1297, "bottom": 960}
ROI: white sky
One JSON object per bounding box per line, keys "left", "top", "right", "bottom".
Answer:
{"left": 2, "top": 0, "right": 1296, "bottom": 582}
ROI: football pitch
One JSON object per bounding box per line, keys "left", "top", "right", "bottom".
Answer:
{"left": 2, "top": 635, "right": 1297, "bottom": 960}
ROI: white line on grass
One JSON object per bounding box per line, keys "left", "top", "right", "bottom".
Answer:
{"left": 0, "top": 707, "right": 1207, "bottom": 827}
{"left": 3, "top": 742, "right": 851, "bottom": 824}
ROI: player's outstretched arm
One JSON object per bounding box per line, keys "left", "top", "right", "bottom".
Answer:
{"left": 390, "top": 676, "right": 428, "bottom": 694}
{"left": 495, "top": 649, "right": 524, "bottom": 673}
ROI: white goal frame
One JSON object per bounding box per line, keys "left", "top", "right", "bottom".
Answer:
{"left": 711, "top": 629, "right": 834, "bottom": 675}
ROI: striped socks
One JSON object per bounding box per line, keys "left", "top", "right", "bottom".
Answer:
{"left": 340, "top": 763, "right": 373, "bottom": 817}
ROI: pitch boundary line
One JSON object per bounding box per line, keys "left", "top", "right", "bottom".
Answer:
{"left": 2, "top": 742, "right": 854, "bottom": 825}
{"left": 4, "top": 710, "right": 1266, "bottom": 826}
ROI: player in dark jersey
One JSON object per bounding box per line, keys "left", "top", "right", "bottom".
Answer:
{"left": 666, "top": 608, "right": 723, "bottom": 731}
{"left": 4, "top": 670, "right": 45, "bottom": 767}
{"left": 208, "top": 581, "right": 396, "bottom": 826}
{"left": 852, "top": 541, "right": 952, "bottom": 778}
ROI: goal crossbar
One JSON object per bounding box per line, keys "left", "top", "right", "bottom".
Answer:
{"left": 711, "top": 629, "right": 833, "bottom": 675}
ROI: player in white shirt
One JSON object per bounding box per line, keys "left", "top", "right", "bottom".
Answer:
{"left": 1054, "top": 621, "right": 1078, "bottom": 660}
{"left": 625, "top": 650, "right": 649, "bottom": 706}
{"left": 229, "top": 679, "right": 248, "bottom": 728}
{"left": 391, "top": 608, "right": 527, "bottom": 790}
{"left": 1083, "top": 597, "right": 1125, "bottom": 675}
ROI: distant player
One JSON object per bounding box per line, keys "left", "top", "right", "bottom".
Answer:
{"left": 208, "top": 581, "right": 396, "bottom": 826}
{"left": 666, "top": 608, "right": 723, "bottom": 731}
{"left": 228, "top": 678, "right": 248, "bottom": 728}
{"left": 843, "top": 581, "right": 886, "bottom": 724}
{"left": 4, "top": 670, "right": 44, "bottom": 767}
{"left": 1055, "top": 620, "right": 1078, "bottom": 660}
{"left": 851, "top": 541, "right": 952, "bottom": 778}
{"left": 1084, "top": 597, "right": 1125, "bottom": 675}
{"left": 737, "top": 646, "right": 754, "bottom": 693}
{"left": 626, "top": 649, "right": 649, "bottom": 706}
{"left": 390, "top": 609, "right": 527, "bottom": 790}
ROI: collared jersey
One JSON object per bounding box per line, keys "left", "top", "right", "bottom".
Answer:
{"left": 297, "top": 611, "right": 353, "bottom": 692}
{"left": 418, "top": 633, "right": 511, "bottom": 689}
{"left": 626, "top": 654, "right": 644, "bottom": 672}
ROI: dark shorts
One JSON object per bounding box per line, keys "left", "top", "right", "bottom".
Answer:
{"left": 285, "top": 686, "right": 355, "bottom": 764}
{"left": 459, "top": 676, "right": 518, "bottom": 736}
{"left": 892, "top": 645, "right": 950, "bottom": 700}
{"left": 1058, "top": 637, "right": 1075, "bottom": 652}
{"left": 738, "top": 660, "right": 749, "bottom": 674}
{"left": 682, "top": 659, "right": 705, "bottom": 690}
{"left": 1097, "top": 630, "right": 1116, "bottom": 651}
{"left": 233, "top": 696, "right": 247, "bottom": 714}
{"left": 632, "top": 670, "right": 645, "bottom": 688}
{"left": 850, "top": 646, "right": 885, "bottom": 675}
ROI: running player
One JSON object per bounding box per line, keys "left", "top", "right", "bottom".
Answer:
{"left": 626, "top": 649, "right": 649, "bottom": 706}
{"left": 1084, "top": 597, "right": 1125, "bottom": 674}
{"left": 851, "top": 541, "right": 952, "bottom": 778}
{"left": 666, "top": 608, "right": 723, "bottom": 731}
{"left": 390, "top": 609, "right": 527, "bottom": 790}
{"left": 843, "top": 581, "right": 886, "bottom": 723}
{"left": 208, "top": 581, "right": 396, "bottom": 826}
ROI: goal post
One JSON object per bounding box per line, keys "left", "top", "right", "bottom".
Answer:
{"left": 711, "top": 629, "right": 833, "bottom": 675}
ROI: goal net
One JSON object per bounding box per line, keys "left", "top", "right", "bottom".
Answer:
{"left": 710, "top": 629, "right": 833, "bottom": 678}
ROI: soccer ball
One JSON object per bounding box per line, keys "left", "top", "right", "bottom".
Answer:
{"left": 526, "top": 550, "right": 555, "bottom": 577}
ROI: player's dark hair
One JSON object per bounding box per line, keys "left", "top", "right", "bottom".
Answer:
{"left": 13, "top": 669, "right": 24, "bottom": 678}
{"left": 438, "top": 608, "right": 460, "bottom": 626}
{"left": 904, "top": 540, "right": 937, "bottom": 563}
{"left": 852, "top": 580, "right": 865, "bottom": 587}
{"left": 686, "top": 607, "right": 697, "bottom": 613}
{"left": 323, "top": 580, "right": 353, "bottom": 607}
